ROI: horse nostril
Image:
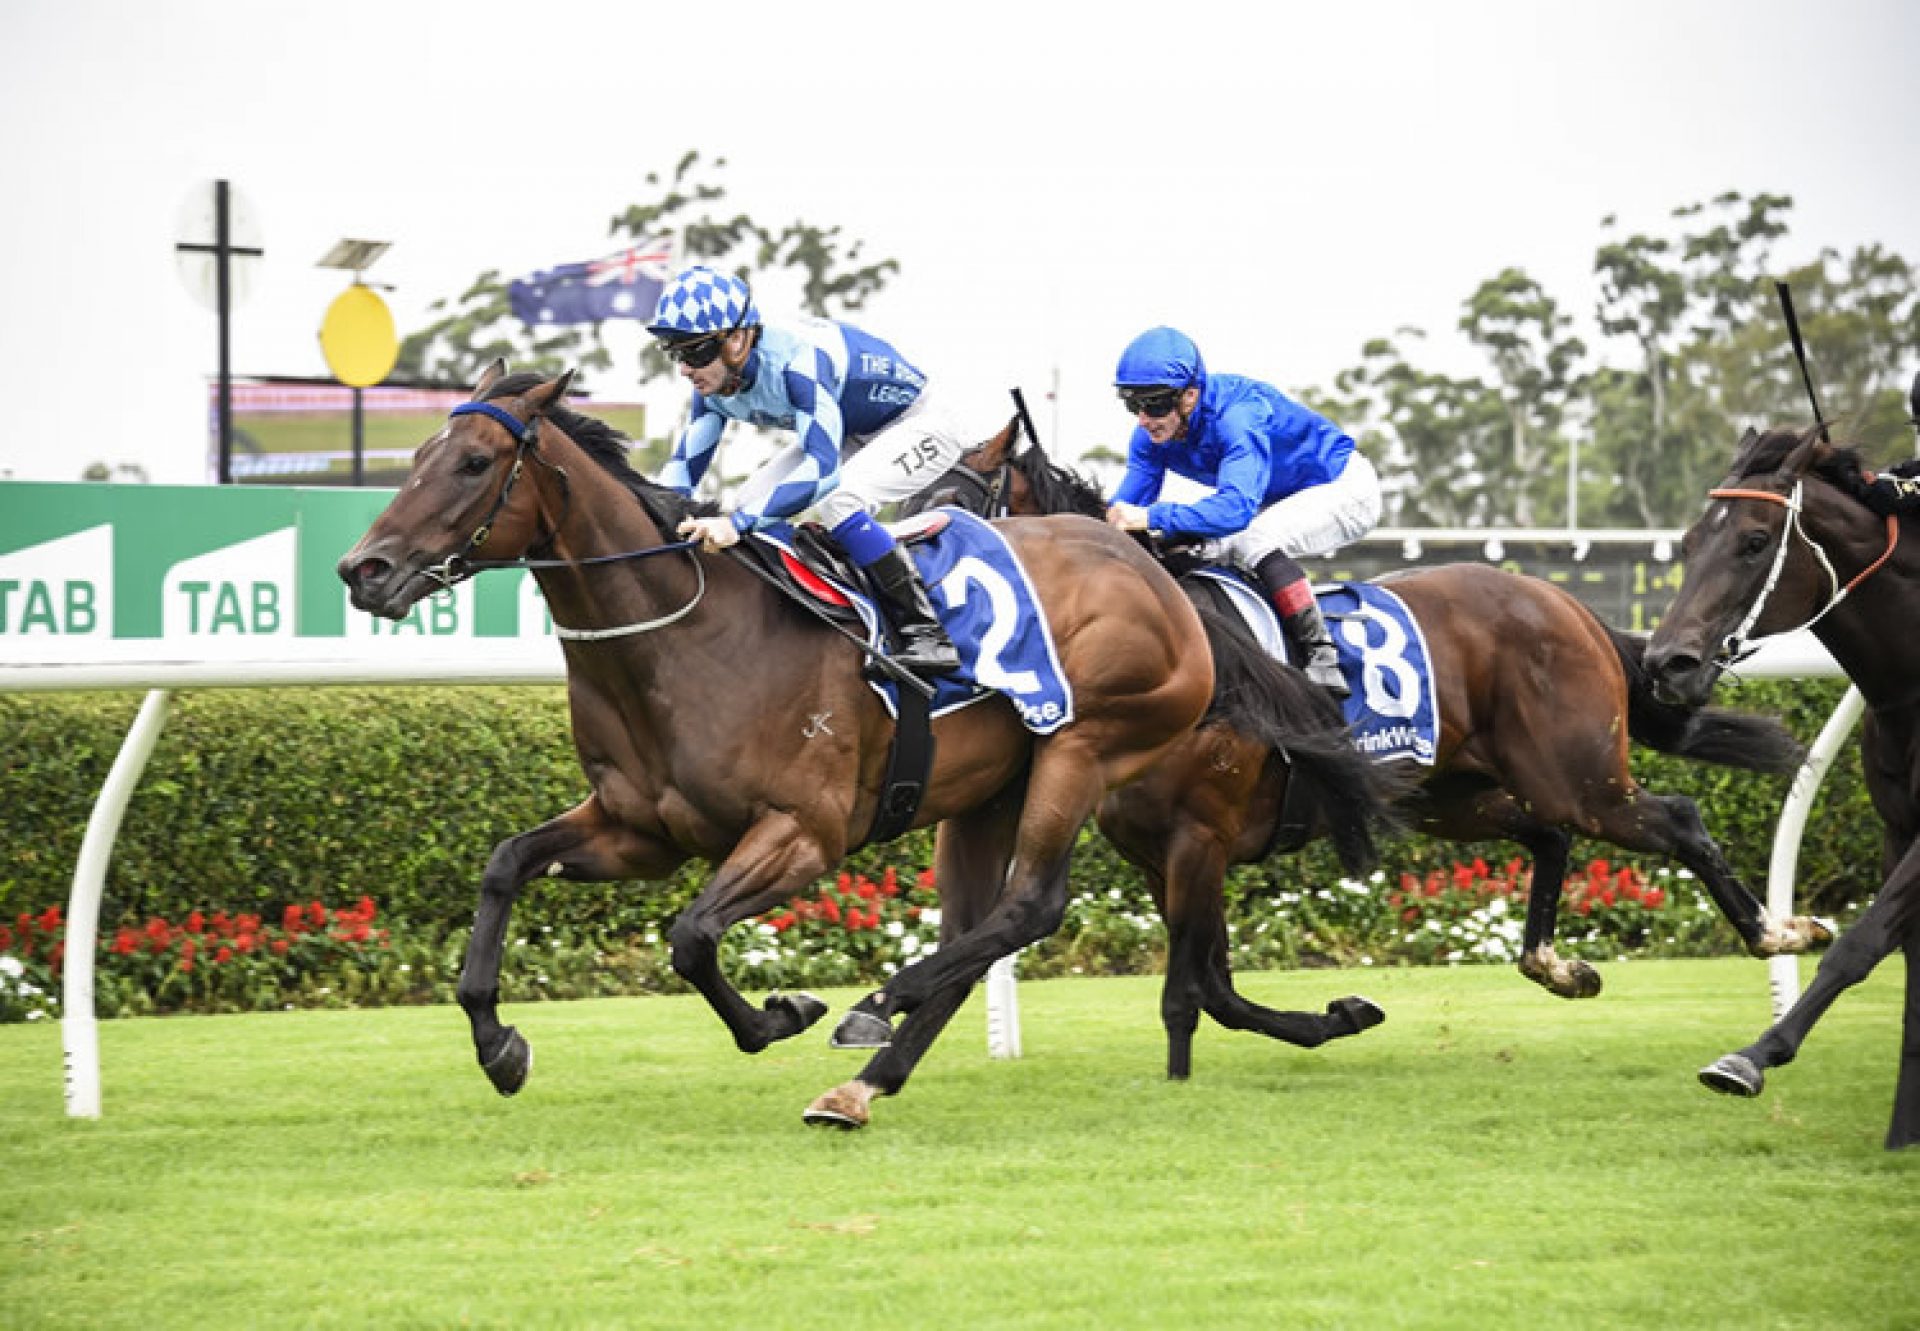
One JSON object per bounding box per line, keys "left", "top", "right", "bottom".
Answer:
{"left": 340, "top": 555, "right": 390, "bottom": 590}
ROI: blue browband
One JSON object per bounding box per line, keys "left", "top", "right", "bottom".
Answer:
{"left": 450, "top": 401, "right": 537, "bottom": 442}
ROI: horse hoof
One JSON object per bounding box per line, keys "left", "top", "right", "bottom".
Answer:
{"left": 1326, "top": 995, "right": 1385, "bottom": 1036}
{"left": 1566, "top": 963, "right": 1603, "bottom": 999}
{"left": 767, "top": 991, "right": 829, "bottom": 1035}
{"left": 803, "top": 1083, "right": 871, "bottom": 1129}
{"left": 1808, "top": 916, "right": 1837, "bottom": 949}
{"left": 481, "top": 1027, "right": 532, "bottom": 1097}
{"left": 1699, "top": 1053, "right": 1764, "bottom": 1098}
{"left": 830, "top": 1009, "right": 894, "bottom": 1049}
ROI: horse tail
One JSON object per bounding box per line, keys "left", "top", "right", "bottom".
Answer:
{"left": 1602, "top": 622, "right": 1806, "bottom": 774}
{"left": 1190, "top": 592, "right": 1405, "bottom": 876}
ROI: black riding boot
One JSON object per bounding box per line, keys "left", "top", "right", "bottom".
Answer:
{"left": 1283, "top": 600, "right": 1348, "bottom": 699}
{"left": 868, "top": 546, "right": 962, "bottom": 676}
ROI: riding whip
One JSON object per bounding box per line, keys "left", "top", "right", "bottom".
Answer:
{"left": 1774, "top": 280, "right": 1829, "bottom": 443}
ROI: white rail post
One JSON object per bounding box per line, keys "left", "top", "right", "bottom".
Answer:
{"left": 985, "top": 953, "right": 1021, "bottom": 1059}
{"left": 1764, "top": 684, "right": 1865, "bottom": 1020}
{"left": 62, "top": 688, "right": 173, "bottom": 1118}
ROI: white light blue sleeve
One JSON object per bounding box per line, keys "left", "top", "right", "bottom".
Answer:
{"left": 659, "top": 397, "right": 725, "bottom": 495}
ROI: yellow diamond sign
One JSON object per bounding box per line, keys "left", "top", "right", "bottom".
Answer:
{"left": 319, "top": 284, "right": 399, "bottom": 388}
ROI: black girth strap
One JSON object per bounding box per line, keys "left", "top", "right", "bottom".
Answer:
{"left": 1264, "top": 769, "right": 1314, "bottom": 857}
{"left": 863, "top": 679, "right": 935, "bottom": 846}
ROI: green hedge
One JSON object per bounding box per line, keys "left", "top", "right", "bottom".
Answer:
{"left": 0, "top": 678, "right": 1884, "bottom": 940}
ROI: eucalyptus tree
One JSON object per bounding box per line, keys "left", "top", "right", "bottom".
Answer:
{"left": 1459, "top": 268, "right": 1587, "bottom": 526}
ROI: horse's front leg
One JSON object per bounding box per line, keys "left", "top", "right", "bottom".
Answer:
{"left": 1508, "top": 824, "right": 1598, "bottom": 999}
{"left": 460, "top": 797, "right": 684, "bottom": 1096}
{"left": 667, "top": 811, "right": 838, "bottom": 1054}
{"left": 1700, "top": 839, "right": 1920, "bottom": 1150}
{"left": 1423, "top": 790, "right": 1596, "bottom": 999}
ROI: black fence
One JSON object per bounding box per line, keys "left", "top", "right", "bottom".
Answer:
{"left": 1312, "top": 530, "right": 1687, "bottom": 633}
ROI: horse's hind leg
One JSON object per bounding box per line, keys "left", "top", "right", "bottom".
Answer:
{"left": 1157, "top": 821, "right": 1379, "bottom": 1078}
{"left": 459, "top": 797, "right": 684, "bottom": 1095}
{"left": 806, "top": 785, "right": 1024, "bottom": 1129}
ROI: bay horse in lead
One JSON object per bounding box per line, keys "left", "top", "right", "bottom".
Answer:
{"left": 1647, "top": 422, "right": 1920, "bottom": 1150}
{"left": 910, "top": 425, "right": 1820, "bottom": 1079}
{"left": 338, "top": 363, "right": 1394, "bottom": 1127}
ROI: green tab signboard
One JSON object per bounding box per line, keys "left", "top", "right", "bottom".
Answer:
{"left": 0, "top": 482, "right": 561, "bottom": 665}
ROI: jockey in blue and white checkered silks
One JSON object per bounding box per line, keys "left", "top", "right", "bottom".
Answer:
{"left": 649, "top": 265, "right": 964, "bottom": 675}
{"left": 1105, "top": 326, "right": 1382, "bottom": 698}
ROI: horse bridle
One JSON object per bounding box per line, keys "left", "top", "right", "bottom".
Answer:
{"left": 422, "top": 399, "right": 708, "bottom": 641}
{"left": 937, "top": 457, "right": 1012, "bottom": 519}
{"left": 422, "top": 401, "right": 573, "bottom": 589}
{"left": 1705, "top": 478, "right": 1899, "bottom": 664}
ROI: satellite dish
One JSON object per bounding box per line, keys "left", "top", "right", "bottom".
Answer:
{"left": 173, "top": 179, "right": 263, "bottom": 311}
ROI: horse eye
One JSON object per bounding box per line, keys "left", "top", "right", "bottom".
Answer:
{"left": 1741, "top": 530, "right": 1771, "bottom": 557}
{"left": 460, "top": 453, "right": 492, "bottom": 476}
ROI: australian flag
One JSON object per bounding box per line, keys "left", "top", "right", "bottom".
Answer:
{"left": 507, "top": 236, "right": 673, "bottom": 326}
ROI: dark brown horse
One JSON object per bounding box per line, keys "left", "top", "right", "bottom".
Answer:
{"left": 1646, "top": 424, "right": 1920, "bottom": 1150}
{"left": 337, "top": 363, "right": 1391, "bottom": 1128}
{"left": 911, "top": 424, "right": 1822, "bottom": 1079}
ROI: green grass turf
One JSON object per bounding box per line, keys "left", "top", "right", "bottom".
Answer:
{"left": 2, "top": 959, "right": 1914, "bottom": 1329}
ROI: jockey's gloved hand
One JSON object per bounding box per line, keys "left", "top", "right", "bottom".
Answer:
{"left": 679, "top": 514, "right": 743, "bottom": 552}
{"left": 1106, "top": 502, "right": 1151, "bottom": 533}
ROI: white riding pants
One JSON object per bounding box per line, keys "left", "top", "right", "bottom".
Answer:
{"left": 1213, "top": 452, "right": 1383, "bottom": 567}
{"left": 735, "top": 381, "right": 972, "bottom": 528}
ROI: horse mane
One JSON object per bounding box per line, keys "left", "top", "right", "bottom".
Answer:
{"left": 481, "top": 372, "right": 718, "bottom": 526}
{"left": 1735, "top": 424, "right": 1920, "bottom": 512}
{"left": 1012, "top": 439, "right": 1107, "bottom": 519}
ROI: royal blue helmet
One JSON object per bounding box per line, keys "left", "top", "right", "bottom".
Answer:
{"left": 648, "top": 266, "right": 760, "bottom": 338}
{"left": 1114, "top": 326, "right": 1206, "bottom": 390}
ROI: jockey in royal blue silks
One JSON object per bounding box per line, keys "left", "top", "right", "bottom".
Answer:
{"left": 1104, "top": 325, "right": 1383, "bottom": 698}
{"left": 648, "top": 265, "right": 965, "bottom": 675}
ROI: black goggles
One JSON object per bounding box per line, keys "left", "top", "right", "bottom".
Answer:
{"left": 1118, "top": 386, "right": 1182, "bottom": 418}
{"left": 661, "top": 334, "right": 727, "bottom": 369}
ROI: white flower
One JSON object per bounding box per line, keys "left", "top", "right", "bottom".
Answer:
{"left": 885, "top": 921, "right": 905, "bottom": 938}
{"left": 0, "top": 956, "right": 22, "bottom": 979}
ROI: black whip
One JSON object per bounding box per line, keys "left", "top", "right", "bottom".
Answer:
{"left": 1774, "top": 280, "right": 1829, "bottom": 442}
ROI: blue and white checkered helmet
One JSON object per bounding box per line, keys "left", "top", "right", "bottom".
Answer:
{"left": 647, "top": 266, "right": 759, "bottom": 338}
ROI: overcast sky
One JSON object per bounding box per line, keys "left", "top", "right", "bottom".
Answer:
{"left": 2, "top": 0, "right": 1916, "bottom": 483}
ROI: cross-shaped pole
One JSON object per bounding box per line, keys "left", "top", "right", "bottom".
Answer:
{"left": 174, "top": 180, "right": 264, "bottom": 484}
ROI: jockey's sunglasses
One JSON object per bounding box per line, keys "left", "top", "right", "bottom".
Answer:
{"left": 1119, "top": 387, "right": 1182, "bottom": 418}
{"left": 662, "top": 334, "right": 726, "bottom": 369}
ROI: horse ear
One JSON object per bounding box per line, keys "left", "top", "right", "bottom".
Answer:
{"left": 1723, "top": 426, "right": 1763, "bottom": 481}
{"left": 1780, "top": 424, "right": 1830, "bottom": 479}
{"left": 524, "top": 369, "right": 576, "bottom": 418}
{"left": 472, "top": 358, "right": 507, "bottom": 399}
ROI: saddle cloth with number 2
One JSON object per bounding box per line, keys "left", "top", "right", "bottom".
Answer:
{"left": 759, "top": 507, "right": 1075, "bottom": 735}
